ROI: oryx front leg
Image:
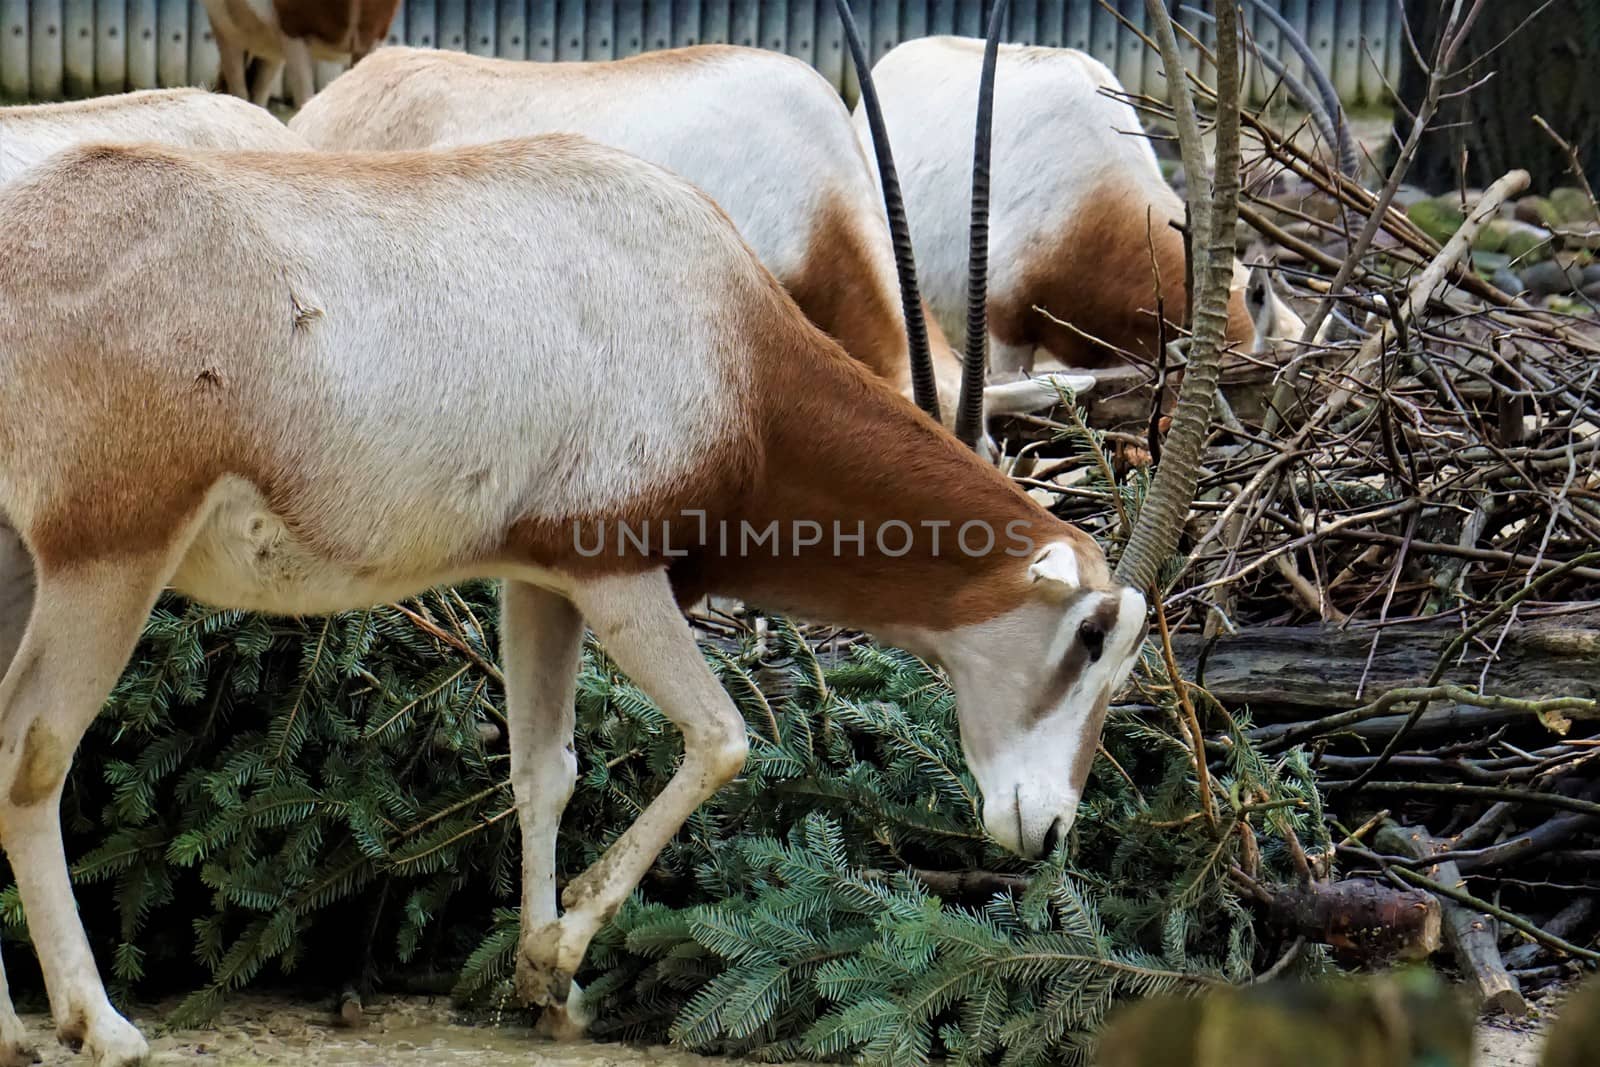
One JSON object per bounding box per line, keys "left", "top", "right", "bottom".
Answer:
{"left": 0, "top": 524, "right": 31, "bottom": 677}
{"left": 0, "top": 526, "right": 36, "bottom": 1066}
{"left": 989, "top": 340, "right": 1036, "bottom": 382}
{"left": 249, "top": 58, "right": 286, "bottom": 108}
{"left": 0, "top": 949, "right": 34, "bottom": 1067}
{"left": 216, "top": 38, "right": 249, "bottom": 100}
{"left": 281, "top": 38, "right": 318, "bottom": 111}
{"left": 0, "top": 559, "right": 167, "bottom": 1067}
{"left": 500, "top": 582, "right": 591, "bottom": 1034}
{"left": 521, "top": 570, "right": 748, "bottom": 1007}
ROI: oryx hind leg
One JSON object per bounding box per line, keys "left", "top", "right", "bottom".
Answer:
{"left": 0, "top": 523, "right": 35, "bottom": 1065}
{"left": 0, "top": 555, "right": 171, "bottom": 1067}
{"left": 500, "top": 581, "right": 592, "bottom": 1036}
{"left": 281, "top": 38, "right": 318, "bottom": 111}
{"left": 249, "top": 58, "right": 286, "bottom": 109}
{"left": 0, "top": 524, "right": 31, "bottom": 687}
{"left": 518, "top": 569, "right": 747, "bottom": 1019}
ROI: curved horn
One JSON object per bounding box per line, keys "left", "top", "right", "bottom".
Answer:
{"left": 1182, "top": 6, "right": 1343, "bottom": 171}
{"left": 832, "top": 0, "right": 940, "bottom": 423}
{"left": 953, "top": 0, "right": 1012, "bottom": 450}
{"left": 1117, "top": 0, "right": 1243, "bottom": 593}
{"left": 1238, "top": 0, "right": 1359, "bottom": 180}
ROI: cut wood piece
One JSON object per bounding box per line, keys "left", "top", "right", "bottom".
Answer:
{"left": 1374, "top": 823, "right": 1528, "bottom": 1017}
{"left": 1258, "top": 877, "right": 1441, "bottom": 964}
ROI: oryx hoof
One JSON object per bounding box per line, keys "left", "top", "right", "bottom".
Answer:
{"left": 76, "top": 1013, "right": 148, "bottom": 1067}
{"left": 514, "top": 953, "right": 573, "bottom": 1009}
{"left": 534, "top": 984, "right": 594, "bottom": 1041}
{"left": 0, "top": 1038, "right": 38, "bottom": 1067}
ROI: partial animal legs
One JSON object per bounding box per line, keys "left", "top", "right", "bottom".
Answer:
{"left": 988, "top": 339, "right": 1036, "bottom": 381}
{"left": 518, "top": 569, "right": 747, "bottom": 1016}
{"left": 0, "top": 525, "right": 35, "bottom": 1066}
{"left": 249, "top": 58, "right": 286, "bottom": 108}
{"left": 501, "top": 581, "right": 591, "bottom": 1036}
{"left": 281, "top": 38, "right": 318, "bottom": 110}
{"left": 216, "top": 38, "right": 250, "bottom": 100}
{"left": 0, "top": 557, "right": 168, "bottom": 1067}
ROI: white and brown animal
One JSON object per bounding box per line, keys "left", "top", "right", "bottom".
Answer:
{"left": 0, "top": 128, "right": 1182, "bottom": 1063}
{"left": 0, "top": 88, "right": 304, "bottom": 183}
{"left": 854, "top": 36, "right": 1306, "bottom": 382}
{"left": 286, "top": 44, "right": 1090, "bottom": 436}
{"left": 202, "top": 0, "right": 403, "bottom": 110}
{"left": 0, "top": 90, "right": 306, "bottom": 813}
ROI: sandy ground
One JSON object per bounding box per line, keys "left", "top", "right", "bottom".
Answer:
{"left": 1475, "top": 1020, "right": 1544, "bottom": 1067}
{"left": 17, "top": 996, "right": 749, "bottom": 1067}
{"left": 9, "top": 994, "right": 1549, "bottom": 1066}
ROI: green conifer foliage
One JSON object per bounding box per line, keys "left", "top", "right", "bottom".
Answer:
{"left": 5, "top": 557, "right": 1323, "bottom": 1064}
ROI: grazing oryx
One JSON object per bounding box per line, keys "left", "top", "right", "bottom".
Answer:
{"left": 0, "top": 124, "right": 1184, "bottom": 1063}
{"left": 0, "top": 86, "right": 303, "bottom": 678}
{"left": 202, "top": 0, "right": 403, "bottom": 111}
{"left": 854, "top": 36, "right": 1306, "bottom": 382}
{"left": 286, "top": 45, "right": 1091, "bottom": 437}
{"left": 0, "top": 88, "right": 305, "bottom": 184}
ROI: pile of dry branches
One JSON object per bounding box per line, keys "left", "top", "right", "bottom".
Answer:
{"left": 997, "top": 0, "right": 1600, "bottom": 1012}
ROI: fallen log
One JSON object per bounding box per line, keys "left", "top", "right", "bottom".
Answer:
{"left": 1254, "top": 877, "right": 1441, "bottom": 965}
{"left": 1174, "top": 610, "right": 1600, "bottom": 718}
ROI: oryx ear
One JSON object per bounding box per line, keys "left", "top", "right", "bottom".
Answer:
{"left": 1244, "top": 262, "right": 1272, "bottom": 315}
{"left": 1028, "top": 542, "right": 1081, "bottom": 589}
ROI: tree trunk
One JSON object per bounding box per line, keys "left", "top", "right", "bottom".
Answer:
{"left": 1396, "top": 0, "right": 1600, "bottom": 194}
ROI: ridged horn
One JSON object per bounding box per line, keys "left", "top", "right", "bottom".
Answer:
{"left": 953, "top": 0, "right": 1012, "bottom": 450}
{"left": 832, "top": 0, "right": 940, "bottom": 423}
{"left": 1182, "top": 5, "right": 1343, "bottom": 175}
{"left": 1238, "top": 0, "right": 1359, "bottom": 180}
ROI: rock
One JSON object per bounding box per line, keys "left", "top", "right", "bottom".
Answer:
{"left": 1550, "top": 186, "right": 1599, "bottom": 224}
{"left": 1407, "top": 196, "right": 1465, "bottom": 244}
{"left": 1518, "top": 258, "right": 1587, "bottom": 296}
{"left": 1490, "top": 268, "right": 1526, "bottom": 297}
{"left": 1390, "top": 184, "right": 1433, "bottom": 209}
{"left": 1583, "top": 280, "right": 1600, "bottom": 303}
{"left": 1472, "top": 221, "right": 1509, "bottom": 253}
{"left": 1472, "top": 251, "right": 1510, "bottom": 276}
{"left": 1513, "top": 195, "right": 1561, "bottom": 227}
{"left": 1474, "top": 220, "right": 1553, "bottom": 256}
{"left": 1502, "top": 221, "right": 1553, "bottom": 263}
{"left": 1554, "top": 222, "right": 1600, "bottom": 250}
{"left": 1584, "top": 263, "right": 1600, "bottom": 286}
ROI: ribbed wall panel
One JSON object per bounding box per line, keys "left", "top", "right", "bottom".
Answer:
{"left": 0, "top": 0, "right": 1404, "bottom": 105}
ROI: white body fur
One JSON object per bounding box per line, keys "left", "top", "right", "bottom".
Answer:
{"left": 0, "top": 136, "right": 1146, "bottom": 1065}
{"left": 854, "top": 37, "right": 1303, "bottom": 378}
{"left": 0, "top": 89, "right": 304, "bottom": 184}
{"left": 288, "top": 45, "right": 1090, "bottom": 431}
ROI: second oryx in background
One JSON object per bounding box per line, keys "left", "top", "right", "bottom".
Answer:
{"left": 287, "top": 44, "right": 1090, "bottom": 443}
{"left": 201, "top": 0, "right": 403, "bottom": 111}
{"left": 855, "top": 36, "right": 1311, "bottom": 384}
{"left": 0, "top": 88, "right": 305, "bottom": 185}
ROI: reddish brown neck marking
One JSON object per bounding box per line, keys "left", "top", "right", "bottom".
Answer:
{"left": 786, "top": 192, "right": 913, "bottom": 392}
{"left": 675, "top": 304, "right": 1103, "bottom": 634}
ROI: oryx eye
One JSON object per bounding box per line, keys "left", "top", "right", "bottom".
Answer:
{"left": 1078, "top": 619, "right": 1105, "bottom": 663}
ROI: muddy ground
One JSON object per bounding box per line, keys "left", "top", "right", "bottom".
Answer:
{"left": 11, "top": 994, "right": 1547, "bottom": 1066}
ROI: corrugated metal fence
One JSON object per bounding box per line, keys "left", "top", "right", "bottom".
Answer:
{"left": 0, "top": 1, "right": 1401, "bottom": 106}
